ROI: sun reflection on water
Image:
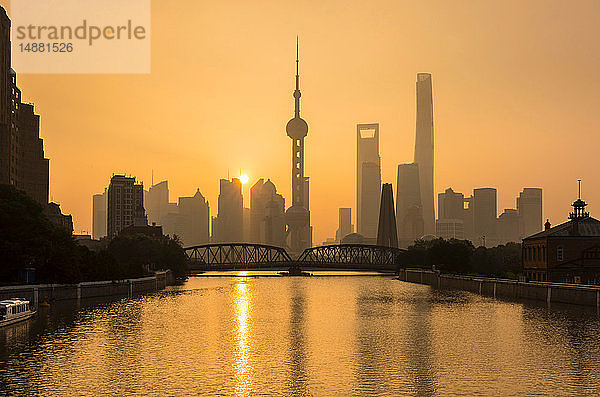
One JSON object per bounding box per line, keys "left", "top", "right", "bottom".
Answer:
{"left": 233, "top": 279, "right": 252, "bottom": 396}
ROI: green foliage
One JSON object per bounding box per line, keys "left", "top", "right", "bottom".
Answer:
{"left": 0, "top": 184, "right": 188, "bottom": 284}
{"left": 405, "top": 237, "right": 522, "bottom": 279}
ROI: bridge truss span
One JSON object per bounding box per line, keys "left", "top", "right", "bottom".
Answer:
{"left": 185, "top": 243, "right": 293, "bottom": 271}
{"left": 296, "top": 244, "right": 406, "bottom": 271}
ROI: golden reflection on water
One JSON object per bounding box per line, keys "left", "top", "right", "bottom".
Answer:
{"left": 233, "top": 278, "right": 253, "bottom": 397}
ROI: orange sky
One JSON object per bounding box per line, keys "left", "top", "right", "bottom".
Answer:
{"left": 6, "top": 0, "right": 600, "bottom": 243}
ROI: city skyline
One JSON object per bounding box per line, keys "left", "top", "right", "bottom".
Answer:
{"left": 7, "top": 0, "right": 600, "bottom": 243}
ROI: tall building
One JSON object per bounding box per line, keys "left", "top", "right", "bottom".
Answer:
{"left": 498, "top": 208, "right": 520, "bottom": 244}
{"left": 145, "top": 180, "right": 169, "bottom": 226}
{"left": 438, "top": 188, "right": 464, "bottom": 220}
{"left": 357, "top": 123, "right": 381, "bottom": 238}
{"left": 213, "top": 178, "right": 243, "bottom": 243}
{"left": 517, "top": 188, "right": 542, "bottom": 238}
{"left": 0, "top": 9, "right": 49, "bottom": 205}
{"left": 92, "top": 189, "right": 107, "bottom": 240}
{"left": 377, "top": 183, "right": 398, "bottom": 248}
{"left": 414, "top": 73, "right": 435, "bottom": 235}
{"left": 177, "top": 189, "right": 210, "bottom": 246}
{"left": 436, "top": 219, "right": 464, "bottom": 240}
{"left": 335, "top": 208, "right": 353, "bottom": 242}
{"left": 107, "top": 175, "right": 144, "bottom": 238}
{"left": 396, "top": 163, "right": 424, "bottom": 247}
{"left": 472, "top": 188, "right": 498, "bottom": 246}
{"left": 285, "top": 40, "right": 311, "bottom": 254}
{"left": 250, "top": 179, "right": 286, "bottom": 247}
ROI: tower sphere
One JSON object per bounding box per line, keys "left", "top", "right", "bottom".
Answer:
{"left": 286, "top": 117, "right": 308, "bottom": 139}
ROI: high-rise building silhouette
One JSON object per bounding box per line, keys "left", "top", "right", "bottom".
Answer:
{"left": 377, "top": 183, "right": 398, "bottom": 248}
{"left": 213, "top": 178, "right": 243, "bottom": 243}
{"left": 517, "top": 188, "right": 542, "bottom": 238}
{"left": 92, "top": 189, "right": 107, "bottom": 240}
{"left": 498, "top": 208, "right": 520, "bottom": 244}
{"left": 177, "top": 189, "right": 210, "bottom": 246}
{"left": 414, "top": 73, "right": 435, "bottom": 236}
{"left": 250, "top": 179, "right": 285, "bottom": 246}
{"left": 472, "top": 188, "right": 497, "bottom": 246}
{"left": 0, "top": 8, "right": 49, "bottom": 205}
{"left": 357, "top": 123, "right": 381, "bottom": 239}
{"left": 107, "top": 175, "right": 144, "bottom": 238}
{"left": 145, "top": 180, "right": 170, "bottom": 226}
{"left": 436, "top": 188, "right": 465, "bottom": 240}
{"left": 396, "top": 163, "right": 424, "bottom": 247}
{"left": 335, "top": 208, "right": 353, "bottom": 242}
{"left": 285, "top": 39, "right": 311, "bottom": 254}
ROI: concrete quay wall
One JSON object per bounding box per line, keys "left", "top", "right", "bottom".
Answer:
{"left": 398, "top": 269, "right": 600, "bottom": 307}
{"left": 0, "top": 271, "right": 172, "bottom": 306}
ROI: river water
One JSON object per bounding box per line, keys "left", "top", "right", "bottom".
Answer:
{"left": 1, "top": 273, "right": 600, "bottom": 396}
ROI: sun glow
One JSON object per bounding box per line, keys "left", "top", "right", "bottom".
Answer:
{"left": 239, "top": 174, "right": 249, "bottom": 184}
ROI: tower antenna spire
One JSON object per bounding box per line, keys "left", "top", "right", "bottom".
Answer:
{"left": 295, "top": 36, "right": 299, "bottom": 90}
{"left": 578, "top": 179, "right": 582, "bottom": 199}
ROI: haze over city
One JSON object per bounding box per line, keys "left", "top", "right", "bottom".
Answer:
{"left": 6, "top": 0, "right": 599, "bottom": 243}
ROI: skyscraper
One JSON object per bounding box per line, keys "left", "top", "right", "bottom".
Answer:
{"left": 335, "top": 208, "right": 353, "bottom": 242}
{"left": 213, "top": 178, "right": 243, "bottom": 243}
{"left": 177, "top": 189, "right": 210, "bottom": 246}
{"left": 357, "top": 123, "right": 381, "bottom": 238}
{"left": 0, "top": 8, "right": 49, "bottom": 205}
{"left": 285, "top": 39, "right": 311, "bottom": 254}
{"left": 396, "top": 163, "right": 424, "bottom": 247}
{"left": 377, "top": 183, "right": 398, "bottom": 248}
{"left": 414, "top": 73, "right": 435, "bottom": 235}
{"left": 438, "top": 188, "right": 464, "bottom": 221}
{"left": 107, "top": 175, "right": 145, "bottom": 238}
{"left": 517, "top": 188, "right": 542, "bottom": 238}
{"left": 145, "top": 180, "right": 169, "bottom": 226}
{"left": 472, "top": 188, "right": 497, "bottom": 246}
{"left": 250, "top": 179, "right": 286, "bottom": 246}
{"left": 92, "top": 189, "right": 107, "bottom": 240}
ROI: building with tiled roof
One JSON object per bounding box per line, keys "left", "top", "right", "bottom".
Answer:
{"left": 523, "top": 192, "right": 600, "bottom": 284}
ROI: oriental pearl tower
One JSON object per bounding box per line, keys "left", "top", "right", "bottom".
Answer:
{"left": 285, "top": 38, "right": 311, "bottom": 255}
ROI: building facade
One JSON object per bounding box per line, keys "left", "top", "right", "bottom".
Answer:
{"left": 357, "top": 123, "right": 381, "bottom": 239}
{"left": 335, "top": 207, "right": 353, "bottom": 242}
{"left": 414, "top": 73, "right": 435, "bottom": 235}
{"left": 396, "top": 163, "right": 424, "bottom": 247}
{"left": 107, "top": 175, "right": 144, "bottom": 239}
{"left": 523, "top": 197, "right": 600, "bottom": 284}
{"left": 92, "top": 189, "right": 107, "bottom": 240}
{"left": 250, "top": 178, "right": 285, "bottom": 247}
{"left": 213, "top": 178, "right": 243, "bottom": 243}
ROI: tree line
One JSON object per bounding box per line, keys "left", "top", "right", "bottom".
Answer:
{"left": 405, "top": 238, "right": 522, "bottom": 279}
{"left": 0, "top": 184, "right": 188, "bottom": 284}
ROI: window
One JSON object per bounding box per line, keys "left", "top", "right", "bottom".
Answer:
{"left": 557, "top": 246, "right": 564, "bottom": 261}
{"left": 537, "top": 246, "right": 541, "bottom": 261}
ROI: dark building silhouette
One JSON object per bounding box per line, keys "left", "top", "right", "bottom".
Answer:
{"left": 213, "top": 178, "right": 243, "bottom": 243}
{"left": 357, "top": 123, "right": 381, "bottom": 239}
{"left": 45, "top": 202, "right": 73, "bottom": 234}
{"left": 523, "top": 191, "right": 600, "bottom": 284}
{"left": 396, "top": 163, "right": 424, "bottom": 247}
{"left": 285, "top": 40, "right": 312, "bottom": 254}
{"left": 177, "top": 189, "right": 210, "bottom": 246}
{"left": 335, "top": 207, "right": 353, "bottom": 242}
{"left": 472, "top": 188, "right": 497, "bottom": 246}
{"left": 145, "top": 180, "right": 170, "bottom": 226}
{"left": 92, "top": 189, "right": 107, "bottom": 239}
{"left": 377, "top": 183, "right": 398, "bottom": 248}
{"left": 107, "top": 175, "right": 144, "bottom": 239}
{"left": 436, "top": 188, "right": 465, "bottom": 240}
{"left": 498, "top": 208, "right": 520, "bottom": 244}
{"left": 414, "top": 73, "right": 435, "bottom": 236}
{"left": 250, "top": 178, "right": 285, "bottom": 247}
{"left": 0, "top": 8, "right": 49, "bottom": 205}
{"left": 518, "top": 188, "right": 542, "bottom": 239}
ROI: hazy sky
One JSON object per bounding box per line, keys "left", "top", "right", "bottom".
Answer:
{"left": 6, "top": 0, "right": 600, "bottom": 243}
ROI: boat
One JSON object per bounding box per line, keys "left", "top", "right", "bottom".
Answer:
{"left": 0, "top": 299, "right": 35, "bottom": 327}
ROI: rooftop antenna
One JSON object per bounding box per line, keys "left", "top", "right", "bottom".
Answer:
{"left": 151, "top": 169, "right": 154, "bottom": 186}
{"left": 578, "top": 179, "right": 582, "bottom": 199}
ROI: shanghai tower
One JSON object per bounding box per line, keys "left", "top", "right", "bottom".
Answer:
{"left": 285, "top": 39, "right": 311, "bottom": 254}
{"left": 414, "top": 73, "right": 435, "bottom": 235}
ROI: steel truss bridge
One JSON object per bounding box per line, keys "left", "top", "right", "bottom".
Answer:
{"left": 184, "top": 243, "right": 406, "bottom": 273}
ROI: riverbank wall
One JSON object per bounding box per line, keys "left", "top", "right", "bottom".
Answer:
{"left": 0, "top": 271, "right": 173, "bottom": 306}
{"left": 398, "top": 268, "right": 600, "bottom": 307}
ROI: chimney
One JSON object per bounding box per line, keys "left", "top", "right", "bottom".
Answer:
{"left": 544, "top": 219, "right": 551, "bottom": 231}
